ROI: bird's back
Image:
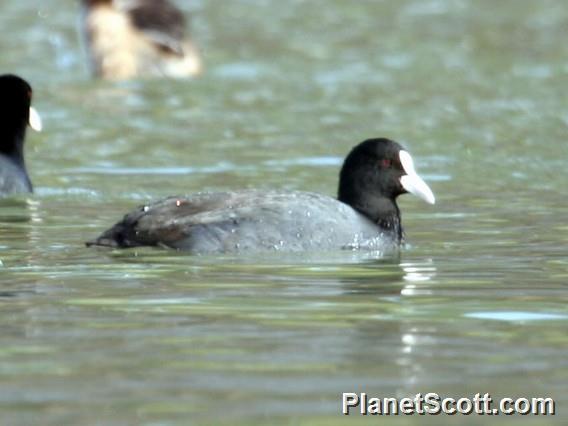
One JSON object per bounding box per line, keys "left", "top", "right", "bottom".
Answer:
{"left": 89, "top": 190, "right": 397, "bottom": 253}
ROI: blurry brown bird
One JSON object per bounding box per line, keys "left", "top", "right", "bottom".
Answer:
{"left": 80, "top": 0, "right": 202, "bottom": 80}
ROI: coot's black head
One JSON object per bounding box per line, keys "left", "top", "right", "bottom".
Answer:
{"left": 338, "top": 138, "right": 435, "bottom": 237}
{"left": 0, "top": 74, "right": 42, "bottom": 157}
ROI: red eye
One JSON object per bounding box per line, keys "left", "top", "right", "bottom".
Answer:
{"left": 381, "top": 159, "right": 392, "bottom": 168}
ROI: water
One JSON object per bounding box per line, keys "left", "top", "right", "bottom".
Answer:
{"left": 1, "top": 0, "right": 567, "bottom": 424}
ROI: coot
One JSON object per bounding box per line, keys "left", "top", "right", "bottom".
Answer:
{"left": 80, "top": 0, "right": 202, "bottom": 79}
{"left": 0, "top": 75, "right": 42, "bottom": 196}
{"left": 87, "top": 138, "right": 435, "bottom": 253}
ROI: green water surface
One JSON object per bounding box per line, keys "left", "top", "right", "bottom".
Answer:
{"left": 1, "top": 0, "right": 567, "bottom": 424}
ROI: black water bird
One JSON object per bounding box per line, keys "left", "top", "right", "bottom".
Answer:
{"left": 0, "top": 74, "right": 42, "bottom": 196}
{"left": 87, "top": 138, "right": 435, "bottom": 253}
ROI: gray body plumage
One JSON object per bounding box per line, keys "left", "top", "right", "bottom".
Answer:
{"left": 90, "top": 190, "right": 398, "bottom": 253}
{"left": 0, "top": 155, "right": 32, "bottom": 196}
